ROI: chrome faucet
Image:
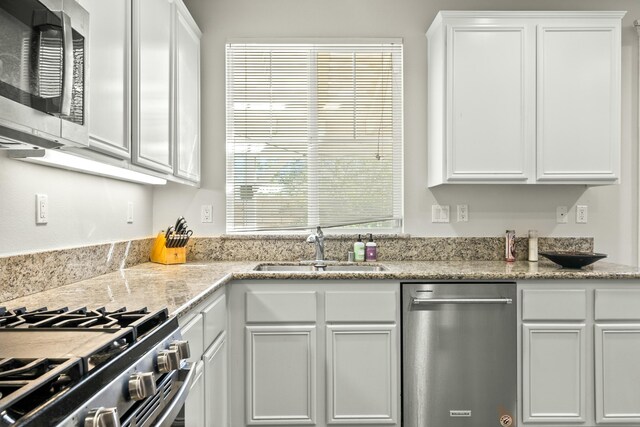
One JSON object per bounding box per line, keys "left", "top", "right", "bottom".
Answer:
{"left": 306, "top": 226, "right": 325, "bottom": 263}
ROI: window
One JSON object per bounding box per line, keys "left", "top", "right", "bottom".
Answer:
{"left": 226, "top": 41, "right": 403, "bottom": 232}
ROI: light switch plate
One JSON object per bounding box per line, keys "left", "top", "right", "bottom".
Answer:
{"left": 201, "top": 205, "right": 213, "bottom": 223}
{"left": 36, "top": 194, "right": 48, "bottom": 224}
{"left": 127, "top": 202, "right": 134, "bottom": 224}
{"left": 457, "top": 204, "right": 468, "bottom": 222}
{"left": 432, "top": 205, "right": 450, "bottom": 223}
{"left": 556, "top": 206, "right": 568, "bottom": 224}
{"left": 576, "top": 205, "right": 588, "bottom": 223}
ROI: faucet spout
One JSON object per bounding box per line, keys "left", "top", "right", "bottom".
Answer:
{"left": 306, "top": 226, "right": 325, "bottom": 262}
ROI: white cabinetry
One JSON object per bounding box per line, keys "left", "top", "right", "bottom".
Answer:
{"left": 537, "top": 24, "right": 620, "bottom": 182}
{"left": 228, "top": 281, "right": 401, "bottom": 427}
{"left": 326, "top": 324, "right": 397, "bottom": 424}
{"left": 80, "top": 0, "right": 131, "bottom": 158}
{"left": 594, "top": 290, "right": 640, "bottom": 424}
{"left": 72, "top": 0, "right": 201, "bottom": 184}
{"left": 246, "top": 324, "right": 317, "bottom": 424}
{"left": 173, "top": 1, "right": 201, "bottom": 182}
{"left": 132, "top": 0, "right": 173, "bottom": 173}
{"left": 522, "top": 323, "right": 586, "bottom": 423}
{"left": 427, "top": 11, "right": 624, "bottom": 186}
{"left": 179, "top": 289, "right": 227, "bottom": 427}
{"left": 519, "top": 282, "right": 640, "bottom": 426}
{"left": 204, "top": 331, "right": 228, "bottom": 427}
{"left": 131, "top": 0, "right": 201, "bottom": 181}
{"left": 179, "top": 313, "right": 205, "bottom": 427}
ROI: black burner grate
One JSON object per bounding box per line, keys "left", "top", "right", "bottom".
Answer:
{"left": 0, "top": 306, "right": 154, "bottom": 329}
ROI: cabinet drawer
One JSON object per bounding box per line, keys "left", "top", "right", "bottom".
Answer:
{"left": 246, "top": 291, "right": 317, "bottom": 323}
{"left": 595, "top": 290, "right": 640, "bottom": 320}
{"left": 522, "top": 289, "right": 586, "bottom": 320}
{"left": 181, "top": 313, "right": 204, "bottom": 362}
{"left": 203, "top": 294, "right": 226, "bottom": 347}
{"left": 325, "top": 291, "right": 396, "bottom": 322}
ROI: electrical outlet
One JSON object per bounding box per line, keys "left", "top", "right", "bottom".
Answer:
{"left": 36, "top": 194, "right": 48, "bottom": 224}
{"left": 127, "top": 202, "right": 134, "bottom": 224}
{"left": 432, "top": 205, "right": 450, "bottom": 223}
{"left": 576, "top": 205, "right": 588, "bottom": 224}
{"left": 201, "top": 205, "right": 213, "bottom": 223}
{"left": 556, "top": 206, "right": 568, "bottom": 224}
{"left": 457, "top": 204, "right": 469, "bottom": 222}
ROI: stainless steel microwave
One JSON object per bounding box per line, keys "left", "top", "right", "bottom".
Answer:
{"left": 0, "top": 0, "right": 88, "bottom": 149}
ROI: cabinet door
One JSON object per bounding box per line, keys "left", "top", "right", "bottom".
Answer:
{"left": 245, "top": 325, "right": 316, "bottom": 425}
{"left": 536, "top": 24, "right": 620, "bottom": 183}
{"left": 183, "top": 360, "right": 205, "bottom": 427}
{"left": 82, "top": 0, "right": 130, "bottom": 158}
{"left": 326, "top": 324, "right": 398, "bottom": 425}
{"left": 132, "top": 0, "right": 173, "bottom": 173}
{"left": 446, "top": 25, "right": 533, "bottom": 182}
{"left": 205, "top": 332, "right": 228, "bottom": 427}
{"left": 595, "top": 324, "right": 640, "bottom": 424}
{"left": 173, "top": 1, "right": 201, "bottom": 182}
{"left": 522, "top": 323, "right": 586, "bottom": 423}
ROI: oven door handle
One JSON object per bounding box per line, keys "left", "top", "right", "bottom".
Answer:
{"left": 60, "top": 11, "right": 73, "bottom": 116}
{"left": 154, "top": 359, "right": 204, "bottom": 427}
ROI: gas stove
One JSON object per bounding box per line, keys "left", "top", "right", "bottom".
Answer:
{"left": 0, "top": 306, "right": 195, "bottom": 427}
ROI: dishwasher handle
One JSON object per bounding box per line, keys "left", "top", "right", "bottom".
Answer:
{"left": 411, "top": 297, "right": 513, "bottom": 305}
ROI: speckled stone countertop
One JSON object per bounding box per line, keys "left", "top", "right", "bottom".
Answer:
{"left": 2, "top": 260, "right": 640, "bottom": 318}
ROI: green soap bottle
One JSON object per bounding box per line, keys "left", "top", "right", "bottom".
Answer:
{"left": 354, "top": 234, "right": 365, "bottom": 262}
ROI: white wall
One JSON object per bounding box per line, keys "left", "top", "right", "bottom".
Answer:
{"left": 154, "top": 0, "right": 640, "bottom": 265}
{"left": 0, "top": 151, "right": 154, "bottom": 256}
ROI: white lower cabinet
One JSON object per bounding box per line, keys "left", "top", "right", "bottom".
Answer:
{"left": 326, "top": 324, "right": 398, "bottom": 424}
{"left": 205, "top": 332, "right": 228, "bottom": 427}
{"left": 179, "top": 289, "right": 227, "bottom": 426}
{"left": 522, "top": 323, "right": 586, "bottom": 423}
{"left": 595, "top": 325, "right": 640, "bottom": 423}
{"left": 228, "top": 281, "right": 401, "bottom": 427}
{"left": 184, "top": 361, "right": 205, "bottom": 426}
{"left": 246, "top": 325, "right": 317, "bottom": 424}
{"left": 179, "top": 313, "right": 205, "bottom": 426}
{"left": 519, "top": 281, "right": 640, "bottom": 426}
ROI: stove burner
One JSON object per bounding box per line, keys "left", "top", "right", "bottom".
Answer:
{"left": 0, "top": 358, "right": 83, "bottom": 424}
{"left": 0, "top": 306, "right": 152, "bottom": 329}
{"left": 0, "top": 358, "right": 61, "bottom": 380}
{"left": 0, "top": 306, "right": 172, "bottom": 426}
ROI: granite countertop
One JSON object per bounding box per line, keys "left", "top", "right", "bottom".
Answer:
{"left": 3, "top": 260, "right": 640, "bottom": 318}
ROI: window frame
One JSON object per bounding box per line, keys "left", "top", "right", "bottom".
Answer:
{"left": 225, "top": 39, "right": 404, "bottom": 234}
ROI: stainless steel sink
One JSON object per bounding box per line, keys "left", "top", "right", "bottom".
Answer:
{"left": 254, "top": 264, "right": 387, "bottom": 272}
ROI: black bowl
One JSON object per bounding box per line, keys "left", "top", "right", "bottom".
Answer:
{"left": 539, "top": 251, "right": 607, "bottom": 269}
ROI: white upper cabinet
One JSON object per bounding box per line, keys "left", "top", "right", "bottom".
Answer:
{"left": 129, "top": 0, "right": 201, "bottom": 182}
{"left": 81, "top": 0, "right": 131, "bottom": 158}
{"left": 132, "top": 0, "right": 173, "bottom": 173}
{"left": 426, "top": 11, "right": 625, "bottom": 187}
{"left": 173, "top": 0, "right": 202, "bottom": 183}
{"left": 537, "top": 23, "right": 621, "bottom": 182}
{"left": 445, "top": 24, "right": 534, "bottom": 183}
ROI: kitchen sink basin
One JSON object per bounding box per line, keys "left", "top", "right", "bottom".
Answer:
{"left": 254, "top": 264, "right": 387, "bottom": 272}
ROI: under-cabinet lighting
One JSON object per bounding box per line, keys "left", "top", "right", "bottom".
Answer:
{"left": 9, "top": 149, "right": 167, "bottom": 185}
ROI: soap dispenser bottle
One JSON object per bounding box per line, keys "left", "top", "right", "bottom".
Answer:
{"left": 354, "top": 235, "right": 365, "bottom": 262}
{"left": 365, "top": 233, "right": 377, "bottom": 262}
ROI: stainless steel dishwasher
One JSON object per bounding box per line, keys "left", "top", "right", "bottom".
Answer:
{"left": 403, "top": 282, "right": 517, "bottom": 427}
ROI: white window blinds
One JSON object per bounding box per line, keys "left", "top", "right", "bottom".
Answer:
{"left": 226, "top": 42, "right": 403, "bottom": 232}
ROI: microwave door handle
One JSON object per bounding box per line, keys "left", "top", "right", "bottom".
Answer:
{"left": 60, "top": 11, "right": 73, "bottom": 116}
{"left": 154, "top": 360, "right": 203, "bottom": 427}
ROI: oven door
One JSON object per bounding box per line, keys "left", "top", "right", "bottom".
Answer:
{"left": 148, "top": 360, "right": 203, "bottom": 427}
{"left": 0, "top": 0, "right": 88, "bottom": 146}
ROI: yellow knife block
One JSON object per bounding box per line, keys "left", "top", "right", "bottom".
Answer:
{"left": 150, "top": 232, "right": 186, "bottom": 265}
